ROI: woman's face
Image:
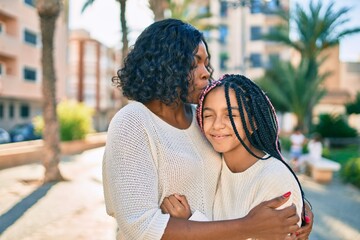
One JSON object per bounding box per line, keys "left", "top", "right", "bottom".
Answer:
{"left": 202, "top": 86, "right": 251, "bottom": 154}
{"left": 187, "top": 41, "right": 210, "bottom": 104}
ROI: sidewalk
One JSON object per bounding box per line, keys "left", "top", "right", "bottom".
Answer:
{"left": 0, "top": 147, "right": 116, "bottom": 240}
{"left": 0, "top": 147, "right": 359, "bottom": 239}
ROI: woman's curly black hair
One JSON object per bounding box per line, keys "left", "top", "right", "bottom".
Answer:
{"left": 112, "top": 18, "right": 213, "bottom": 105}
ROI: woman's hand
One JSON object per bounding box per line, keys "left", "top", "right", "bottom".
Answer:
{"left": 160, "top": 194, "right": 191, "bottom": 219}
{"left": 244, "top": 192, "right": 300, "bottom": 239}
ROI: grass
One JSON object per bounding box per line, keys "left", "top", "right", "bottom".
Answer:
{"left": 324, "top": 145, "right": 359, "bottom": 166}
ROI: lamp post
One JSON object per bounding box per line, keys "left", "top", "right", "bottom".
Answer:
{"left": 220, "top": 0, "right": 273, "bottom": 75}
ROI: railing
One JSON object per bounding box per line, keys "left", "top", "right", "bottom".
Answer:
{"left": 324, "top": 137, "right": 360, "bottom": 149}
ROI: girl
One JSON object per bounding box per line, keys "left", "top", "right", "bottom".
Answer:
{"left": 161, "top": 74, "right": 308, "bottom": 238}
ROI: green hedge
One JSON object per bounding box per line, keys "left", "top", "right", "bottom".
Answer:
{"left": 341, "top": 157, "right": 360, "bottom": 188}
{"left": 34, "top": 100, "right": 94, "bottom": 141}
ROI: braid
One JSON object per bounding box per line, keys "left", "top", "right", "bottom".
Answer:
{"left": 197, "top": 74, "right": 307, "bottom": 224}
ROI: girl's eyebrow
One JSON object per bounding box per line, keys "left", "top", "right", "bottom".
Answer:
{"left": 203, "top": 106, "right": 239, "bottom": 111}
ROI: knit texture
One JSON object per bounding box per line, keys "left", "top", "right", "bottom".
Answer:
{"left": 103, "top": 101, "right": 221, "bottom": 240}
{"left": 214, "top": 156, "right": 303, "bottom": 227}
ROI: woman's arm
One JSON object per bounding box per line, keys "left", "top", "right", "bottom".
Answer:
{"left": 163, "top": 194, "right": 300, "bottom": 240}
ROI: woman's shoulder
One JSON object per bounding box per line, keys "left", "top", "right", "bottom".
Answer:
{"left": 109, "top": 101, "right": 151, "bottom": 128}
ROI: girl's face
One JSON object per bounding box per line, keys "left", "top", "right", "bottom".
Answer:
{"left": 187, "top": 41, "right": 210, "bottom": 104}
{"left": 202, "top": 86, "right": 251, "bottom": 154}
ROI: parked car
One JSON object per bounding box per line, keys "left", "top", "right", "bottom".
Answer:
{"left": 9, "top": 123, "right": 41, "bottom": 142}
{"left": 0, "top": 128, "right": 11, "bottom": 144}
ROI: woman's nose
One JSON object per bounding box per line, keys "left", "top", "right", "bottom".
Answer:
{"left": 200, "top": 65, "right": 210, "bottom": 81}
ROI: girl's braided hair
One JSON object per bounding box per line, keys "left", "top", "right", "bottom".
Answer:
{"left": 197, "top": 74, "right": 307, "bottom": 224}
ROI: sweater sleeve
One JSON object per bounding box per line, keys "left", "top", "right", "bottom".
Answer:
{"left": 103, "top": 108, "right": 170, "bottom": 239}
{"left": 256, "top": 161, "right": 303, "bottom": 227}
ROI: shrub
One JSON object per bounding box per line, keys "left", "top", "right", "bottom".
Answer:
{"left": 346, "top": 92, "right": 360, "bottom": 114}
{"left": 314, "top": 114, "right": 358, "bottom": 138}
{"left": 34, "top": 100, "right": 94, "bottom": 141}
{"left": 340, "top": 157, "right": 360, "bottom": 189}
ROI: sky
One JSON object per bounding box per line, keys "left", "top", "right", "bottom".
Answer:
{"left": 68, "top": 0, "right": 360, "bottom": 62}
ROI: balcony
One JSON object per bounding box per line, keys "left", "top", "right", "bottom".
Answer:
{"left": 0, "top": 0, "right": 18, "bottom": 18}
{"left": 0, "top": 74, "right": 42, "bottom": 100}
{"left": 0, "top": 34, "right": 20, "bottom": 57}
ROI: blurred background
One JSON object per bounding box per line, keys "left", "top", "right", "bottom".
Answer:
{"left": 0, "top": 0, "right": 359, "bottom": 239}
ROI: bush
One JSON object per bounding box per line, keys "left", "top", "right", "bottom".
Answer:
{"left": 340, "top": 157, "right": 360, "bottom": 189}
{"left": 34, "top": 100, "right": 94, "bottom": 141}
{"left": 314, "top": 114, "right": 358, "bottom": 138}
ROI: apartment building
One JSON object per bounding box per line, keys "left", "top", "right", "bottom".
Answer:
{"left": 68, "top": 29, "right": 119, "bottom": 132}
{"left": 0, "top": 0, "right": 68, "bottom": 131}
{"left": 207, "top": 0, "right": 290, "bottom": 79}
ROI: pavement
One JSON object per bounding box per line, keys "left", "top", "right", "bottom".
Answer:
{"left": 0, "top": 147, "right": 359, "bottom": 240}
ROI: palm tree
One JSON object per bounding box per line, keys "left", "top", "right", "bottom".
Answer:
{"left": 149, "top": 0, "right": 167, "bottom": 21}
{"left": 166, "top": 0, "right": 213, "bottom": 31}
{"left": 262, "top": 1, "right": 360, "bottom": 132}
{"left": 36, "top": 0, "right": 64, "bottom": 183}
{"left": 82, "top": 0, "right": 128, "bottom": 62}
{"left": 257, "top": 59, "right": 328, "bottom": 132}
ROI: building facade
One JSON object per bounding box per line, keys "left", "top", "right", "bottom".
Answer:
{"left": 0, "top": 0, "right": 68, "bottom": 131}
{"left": 68, "top": 29, "right": 120, "bottom": 132}
{"left": 207, "top": 0, "right": 290, "bottom": 79}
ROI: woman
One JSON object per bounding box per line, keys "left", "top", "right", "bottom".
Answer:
{"left": 103, "top": 18, "right": 312, "bottom": 239}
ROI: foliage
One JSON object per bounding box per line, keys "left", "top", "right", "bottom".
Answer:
{"left": 279, "top": 136, "right": 291, "bottom": 152}
{"left": 34, "top": 100, "right": 94, "bottom": 142}
{"left": 261, "top": 1, "right": 360, "bottom": 132}
{"left": 346, "top": 92, "right": 360, "bottom": 114}
{"left": 314, "top": 114, "right": 358, "bottom": 138}
{"left": 257, "top": 59, "right": 327, "bottom": 126}
{"left": 264, "top": 1, "right": 360, "bottom": 61}
{"left": 340, "top": 157, "right": 360, "bottom": 188}
{"left": 166, "top": 0, "right": 214, "bottom": 31}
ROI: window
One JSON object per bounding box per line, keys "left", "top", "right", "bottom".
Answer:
{"left": 219, "top": 25, "right": 228, "bottom": 45}
{"left": 250, "top": 26, "right": 262, "bottom": 41}
{"left": 0, "top": 103, "right": 3, "bottom": 119}
{"left": 24, "top": 29, "right": 37, "bottom": 45}
{"left": 250, "top": 0, "right": 262, "bottom": 14}
{"left": 24, "top": 0, "right": 35, "bottom": 7}
{"left": 220, "top": 2, "right": 228, "bottom": 17}
{"left": 23, "top": 67, "right": 37, "bottom": 81}
{"left": 250, "top": 53, "right": 262, "bottom": 68}
{"left": 9, "top": 104, "right": 14, "bottom": 119}
{"left": 20, "top": 104, "right": 30, "bottom": 118}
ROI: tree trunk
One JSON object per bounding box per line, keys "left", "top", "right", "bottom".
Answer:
{"left": 36, "top": 0, "right": 64, "bottom": 183}
{"left": 118, "top": 0, "right": 128, "bottom": 63}
{"left": 149, "top": 0, "right": 166, "bottom": 21}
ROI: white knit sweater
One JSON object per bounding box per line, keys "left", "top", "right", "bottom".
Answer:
{"left": 102, "top": 101, "right": 222, "bottom": 240}
{"left": 214, "top": 156, "right": 303, "bottom": 227}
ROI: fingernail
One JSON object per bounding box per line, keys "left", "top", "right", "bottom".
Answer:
{"left": 305, "top": 216, "right": 311, "bottom": 223}
{"left": 282, "top": 191, "right": 291, "bottom": 198}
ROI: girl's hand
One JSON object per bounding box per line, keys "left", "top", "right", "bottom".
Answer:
{"left": 160, "top": 194, "right": 191, "bottom": 219}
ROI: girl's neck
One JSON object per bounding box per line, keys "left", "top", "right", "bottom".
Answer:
{"left": 223, "top": 147, "right": 265, "bottom": 173}
{"left": 145, "top": 100, "right": 193, "bottom": 129}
